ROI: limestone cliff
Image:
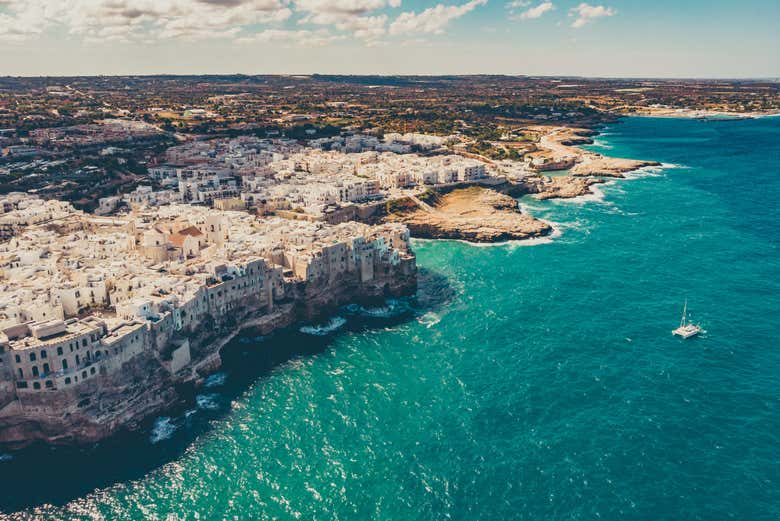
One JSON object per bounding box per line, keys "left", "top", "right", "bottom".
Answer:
{"left": 0, "top": 262, "right": 416, "bottom": 449}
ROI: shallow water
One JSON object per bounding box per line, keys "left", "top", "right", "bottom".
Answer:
{"left": 2, "top": 117, "right": 779, "bottom": 520}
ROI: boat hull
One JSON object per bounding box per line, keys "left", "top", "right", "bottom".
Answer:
{"left": 672, "top": 326, "right": 701, "bottom": 339}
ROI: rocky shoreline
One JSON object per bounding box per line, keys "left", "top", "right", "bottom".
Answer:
{"left": 383, "top": 123, "right": 661, "bottom": 243}
{"left": 0, "top": 122, "right": 658, "bottom": 449}
{"left": 385, "top": 186, "right": 553, "bottom": 243}
{"left": 0, "top": 260, "right": 417, "bottom": 450}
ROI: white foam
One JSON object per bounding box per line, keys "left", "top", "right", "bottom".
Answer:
{"left": 418, "top": 312, "right": 441, "bottom": 328}
{"left": 555, "top": 183, "right": 609, "bottom": 204}
{"left": 196, "top": 393, "right": 221, "bottom": 411}
{"left": 299, "top": 316, "right": 347, "bottom": 336}
{"left": 356, "top": 299, "right": 410, "bottom": 318}
{"left": 203, "top": 372, "right": 227, "bottom": 388}
{"left": 590, "top": 139, "right": 613, "bottom": 149}
{"left": 0, "top": 453, "right": 13, "bottom": 463}
{"left": 149, "top": 417, "right": 178, "bottom": 444}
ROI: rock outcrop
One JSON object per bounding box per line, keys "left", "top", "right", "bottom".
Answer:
{"left": 571, "top": 157, "right": 661, "bottom": 178}
{"left": 385, "top": 186, "right": 552, "bottom": 243}
{"left": 520, "top": 175, "right": 605, "bottom": 200}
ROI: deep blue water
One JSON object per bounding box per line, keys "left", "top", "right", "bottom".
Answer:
{"left": 2, "top": 116, "right": 779, "bottom": 520}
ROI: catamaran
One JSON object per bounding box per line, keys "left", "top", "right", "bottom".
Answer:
{"left": 672, "top": 299, "right": 701, "bottom": 338}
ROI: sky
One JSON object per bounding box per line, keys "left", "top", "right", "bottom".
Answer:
{"left": 0, "top": 0, "right": 778, "bottom": 78}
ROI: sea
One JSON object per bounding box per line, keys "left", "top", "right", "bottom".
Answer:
{"left": 1, "top": 116, "right": 778, "bottom": 520}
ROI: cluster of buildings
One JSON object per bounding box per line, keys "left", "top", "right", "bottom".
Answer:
{"left": 28, "top": 120, "right": 163, "bottom": 148}
{"left": 0, "top": 195, "right": 415, "bottom": 416}
{"left": 0, "top": 193, "right": 77, "bottom": 241}
{"left": 309, "top": 132, "right": 454, "bottom": 153}
{"left": 102, "top": 135, "right": 491, "bottom": 218}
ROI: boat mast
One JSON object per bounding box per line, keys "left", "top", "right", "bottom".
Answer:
{"left": 680, "top": 299, "right": 688, "bottom": 328}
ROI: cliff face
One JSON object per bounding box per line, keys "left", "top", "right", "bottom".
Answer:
{"left": 0, "top": 260, "right": 416, "bottom": 449}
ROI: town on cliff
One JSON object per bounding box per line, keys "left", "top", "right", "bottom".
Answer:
{"left": 0, "top": 123, "right": 659, "bottom": 448}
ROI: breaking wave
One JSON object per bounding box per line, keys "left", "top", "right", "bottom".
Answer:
{"left": 299, "top": 316, "right": 347, "bottom": 336}
{"left": 203, "top": 372, "right": 227, "bottom": 388}
{"left": 343, "top": 299, "right": 411, "bottom": 319}
{"left": 196, "top": 393, "right": 221, "bottom": 411}
{"left": 149, "top": 417, "right": 178, "bottom": 444}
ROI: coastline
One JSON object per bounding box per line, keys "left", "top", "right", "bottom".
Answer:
{"left": 627, "top": 108, "right": 780, "bottom": 120}
{"left": 0, "top": 225, "right": 418, "bottom": 450}
{"left": 0, "top": 114, "right": 753, "bottom": 451}
{"left": 385, "top": 120, "right": 664, "bottom": 245}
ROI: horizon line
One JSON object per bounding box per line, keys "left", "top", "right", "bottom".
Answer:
{"left": 1, "top": 73, "right": 778, "bottom": 82}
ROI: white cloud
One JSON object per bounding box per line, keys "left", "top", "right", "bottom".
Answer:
{"left": 389, "top": 0, "right": 487, "bottom": 35}
{"left": 0, "top": 0, "right": 293, "bottom": 41}
{"left": 299, "top": 11, "right": 388, "bottom": 41}
{"left": 569, "top": 2, "right": 615, "bottom": 28}
{"left": 295, "top": 0, "right": 397, "bottom": 16}
{"left": 513, "top": 1, "right": 553, "bottom": 20}
{"left": 0, "top": 0, "right": 486, "bottom": 45}
{"left": 238, "top": 28, "right": 344, "bottom": 46}
{"left": 294, "top": 0, "right": 401, "bottom": 43}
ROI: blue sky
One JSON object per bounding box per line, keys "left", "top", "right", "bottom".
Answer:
{"left": 0, "top": 0, "right": 777, "bottom": 77}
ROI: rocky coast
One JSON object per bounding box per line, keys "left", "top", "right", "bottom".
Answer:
{"left": 385, "top": 186, "right": 553, "bottom": 243}
{"left": 379, "top": 124, "right": 662, "bottom": 243}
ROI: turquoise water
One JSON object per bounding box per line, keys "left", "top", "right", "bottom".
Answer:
{"left": 3, "top": 117, "right": 780, "bottom": 520}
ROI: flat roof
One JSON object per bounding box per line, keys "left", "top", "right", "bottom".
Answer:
{"left": 8, "top": 319, "right": 102, "bottom": 351}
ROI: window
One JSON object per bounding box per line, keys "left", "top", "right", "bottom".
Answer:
{"left": 17, "top": 368, "right": 23, "bottom": 379}
{"left": 16, "top": 381, "right": 27, "bottom": 389}
{"left": 41, "top": 350, "right": 47, "bottom": 359}
{"left": 45, "top": 380, "right": 53, "bottom": 388}
{"left": 75, "top": 355, "right": 80, "bottom": 365}
{"left": 33, "top": 382, "right": 41, "bottom": 390}
{"left": 62, "top": 359, "right": 68, "bottom": 370}
{"left": 65, "top": 377, "right": 71, "bottom": 385}
{"left": 32, "top": 366, "right": 39, "bottom": 377}
{"left": 82, "top": 339, "right": 87, "bottom": 347}
{"left": 90, "top": 367, "right": 96, "bottom": 375}
{"left": 43, "top": 363, "right": 50, "bottom": 374}
{"left": 57, "top": 346, "right": 63, "bottom": 356}
{"left": 82, "top": 371, "right": 87, "bottom": 378}
{"left": 29, "top": 352, "right": 36, "bottom": 362}
{"left": 15, "top": 354, "right": 20, "bottom": 363}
